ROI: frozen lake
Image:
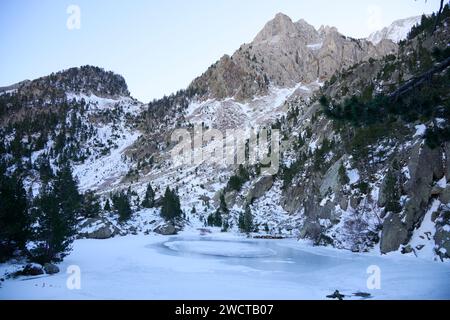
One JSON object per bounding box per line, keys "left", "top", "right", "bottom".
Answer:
{"left": 1, "top": 232, "right": 449, "bottom": 299}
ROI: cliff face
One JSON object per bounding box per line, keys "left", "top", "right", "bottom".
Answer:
{"left": 189, "top": 13, "right": 397, "bottom": 101}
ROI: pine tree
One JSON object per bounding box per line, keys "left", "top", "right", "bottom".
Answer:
{"left": 207, "top": 210, "right": 222, "bottom": 227}
{"left": 142, "top": 183, "right": 155, "bottom": 208}
{"left": 112, "top": 192, "right": 132, "bottom": 222}
{"left": 32, "top": 187, "right": 77, "bottom": 264}
{"left": 219, "top": 193, "right": 228, "bottom": 214}
{"left": 384, "top": 169, "right": 402, "bottom": 214}
{"left": 221, "top": 219, "right": 229, "bottom": 232}
{"left": 160, "top": 187, "right": 182, "bottom": 221}
{"left": 0, "top": 169, "right": 31, "bottom": 261}
{"left": 38, "top": 157, "right": 53, "bottom": 185}
{"left": 338, "top": 163, "right": 350, "bottom": 185}
{"left": 54, "top": 163, "right": 81, "bottom": 217}
{"left": 81, "top": 190, "right": 101, "bottom": 218}
{"left": 104, "top": 198, "right": 111, "bottom": 211}
{"left": 239, "top": 205, "right": 253, "bottom": 233}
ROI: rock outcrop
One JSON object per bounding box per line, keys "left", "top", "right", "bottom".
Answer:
{"left": 154, "top": 223, "right": 178, "bottom": 235}
{"left": 78, "top": 218, "right": 120, "bottom": 240}
{"left": 189, "top": 13, "right": 397, "bottom": 101}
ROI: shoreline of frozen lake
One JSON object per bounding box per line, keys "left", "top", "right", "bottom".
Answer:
{"left": 1, "top": 232, "right": 449, "bottom": 300}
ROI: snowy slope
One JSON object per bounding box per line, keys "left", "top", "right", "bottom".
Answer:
{"left": 110, "top": 82, "right": 320, "bottom": 232}
{"left": 66, "top": 93, "right": 144, "bottom": 192}
{"left": 367, "top": 16, "right": 421, "bottom": 44}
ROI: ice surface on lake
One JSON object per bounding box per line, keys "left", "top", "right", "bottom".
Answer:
{"left": 1, "top": 232, "right": 449, "bottom": 300}
{"left": 164, "top": 240, "right": 277, "bottom": 258}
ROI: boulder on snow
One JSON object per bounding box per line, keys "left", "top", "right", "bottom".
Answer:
{"left": 401, "top": 245, "right": 414, "bottom": 254}
{"left": 154, "top": 223, "right": 178, "bottom": 235}
{"left": 43, "top": 263, "right": 60, "bottom": 275}
{"left": 380, "top": 212, "right": 409, "bottom": 254}
{"left": 79, "top": 218, "right": 120, "bottom": 239}
{"left": 21, "top": 263, "right": 44, "bottom": 276}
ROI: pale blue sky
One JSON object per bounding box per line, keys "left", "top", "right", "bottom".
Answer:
{"left": 0, "top": 0, "right": 442, "bottom": 102}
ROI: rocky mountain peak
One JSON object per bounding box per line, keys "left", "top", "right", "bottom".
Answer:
{"left": 318, "top": 25, "right": 339, "bottom": 36}
{"left": 253, "top": 12, "right": 298, "bottom": 43}
{"left": 190, "top": 14, "right": 397, "bottom": 101}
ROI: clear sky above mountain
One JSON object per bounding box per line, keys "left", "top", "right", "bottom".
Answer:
{"left": 0, "top": 0, "right": 441, "bottom": 102}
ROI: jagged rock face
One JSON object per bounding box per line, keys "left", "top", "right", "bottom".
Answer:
{"left": 404, "top": 145, "right": 444, "bottom": 227}
{"left": 190, "top": 13, "right": 397, "bottom": 101}
{"left": 246, "top": 176, "right": 273, "bottom": 204}
{"left": 379, "top": 143, "right": 445, "bottom": 253}
{"left": 380, "top": 213, "right": 409, "bottom": 253}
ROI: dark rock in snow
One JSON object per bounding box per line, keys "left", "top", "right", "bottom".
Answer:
{"left": 21, "top": 264, "right": 44, "bottom": 276}
{"left": 44, "top": 263, "right": 60, "bottom": 275}
{"left": 326, "top": 290, "right": 345, "bottom": 300}
{"left": 380, "top": 213, "right": 409, "bottom": 254}
{"left": 79, "top": 218, "right": 120, "bottom": 239}
{"left": 353, "top": 292, "right": 372, "bottom": 298}
{"left": 154, "top": 223, "right": 178, "bottom": 235}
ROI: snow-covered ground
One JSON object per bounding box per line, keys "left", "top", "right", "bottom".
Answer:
{"left": 1, "top": 231, "right": 449, "bottom": 300}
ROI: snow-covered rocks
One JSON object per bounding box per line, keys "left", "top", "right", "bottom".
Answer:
{"left": 43, "top": 263, "right": 60, "bottom": 275}
{"left": 78, "top": 218, "right": 120, "bottom": 239}
{"left": 20, "top": 263, "right": 44, "bottom": 276}
{"left": 154, "top": 223, "right": 179, "bottom": 235}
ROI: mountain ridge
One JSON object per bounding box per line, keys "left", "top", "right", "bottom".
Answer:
{"left": 189, "top": 13, "right": 397, "bottom": 101}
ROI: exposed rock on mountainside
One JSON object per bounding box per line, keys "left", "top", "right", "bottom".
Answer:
{"left": 189, "top": 13, "right": 397, "bottom": 101}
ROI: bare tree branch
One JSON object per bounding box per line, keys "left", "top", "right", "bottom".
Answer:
{"left": 433, "top": 0, "right": 445, "bottom": 32}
